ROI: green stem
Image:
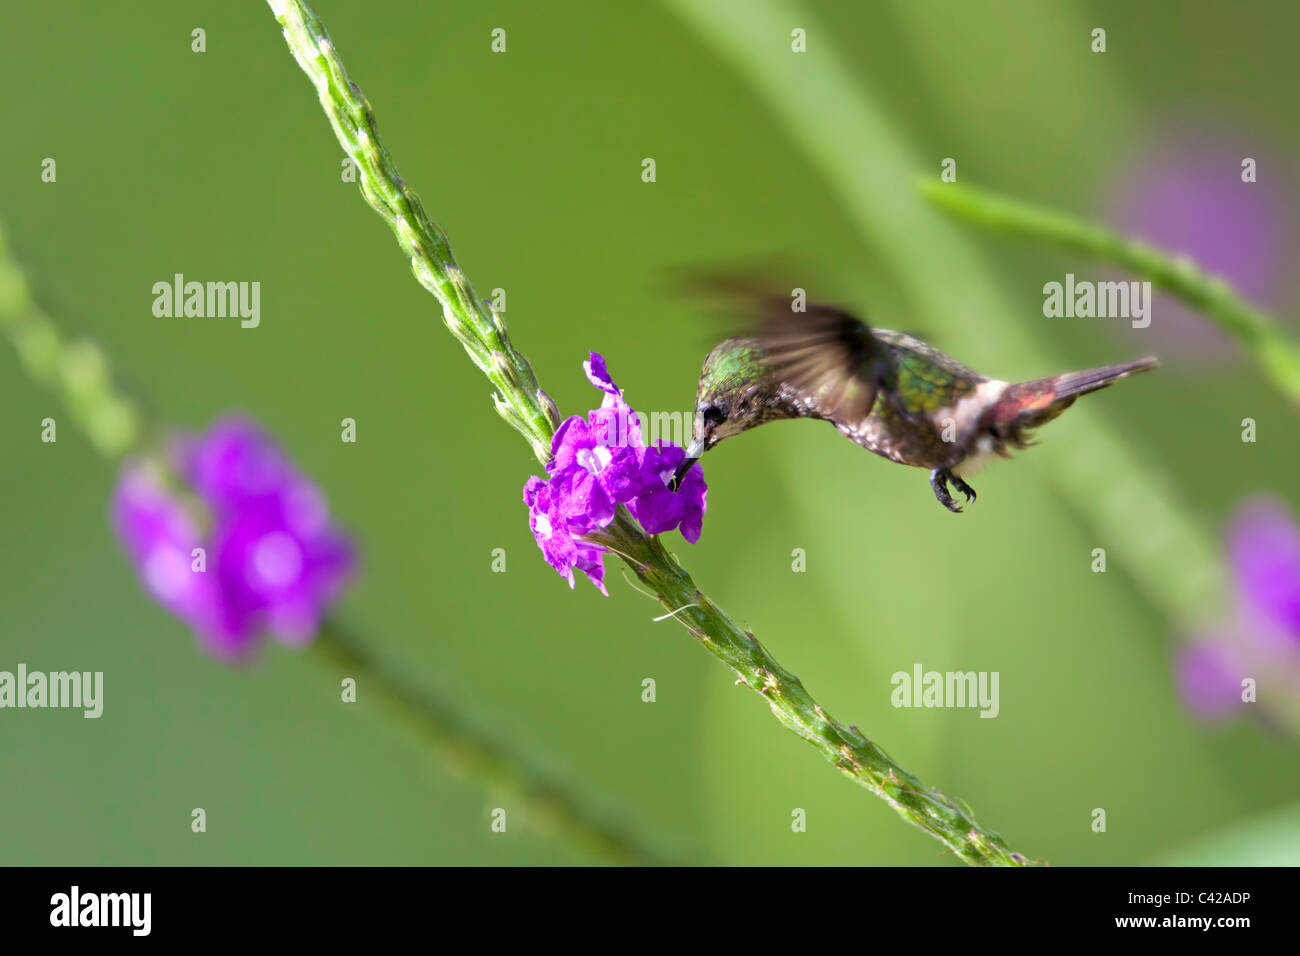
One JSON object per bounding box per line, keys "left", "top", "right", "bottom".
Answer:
{"left": 311, "top": 619, "right": 675, "bottom": 865}
{"left": 596, "top": 510, "right": 1032, "bottom": 866}
{"left": 920, "top": 180, "right": 1300, "bottom": 403}
{"left": 266, "top": 0, "right": 1039, "bottom": 865}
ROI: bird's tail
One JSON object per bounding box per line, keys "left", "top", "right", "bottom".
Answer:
{"left": 992, "top": 356, "right": 1158, "bottom": 430}
{"left": 1043, "top": 356, "right": 1159, "bottom": 400}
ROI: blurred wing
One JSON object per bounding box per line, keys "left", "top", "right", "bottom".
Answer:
{"left": 753, "top": 299, "right": 892, "bottom": 423}
{"left": 680, "top": 274, "right": 902, "bottom": 422}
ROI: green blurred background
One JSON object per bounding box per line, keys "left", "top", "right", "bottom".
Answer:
{"left": 2, "top": 0, "right": 1298, "bottom": 865}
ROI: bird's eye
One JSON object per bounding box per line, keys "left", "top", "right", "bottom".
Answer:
{"left": 702, "top": 404, "right": 726, "bottom": 428}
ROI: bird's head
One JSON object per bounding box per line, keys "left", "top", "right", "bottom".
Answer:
{"left": 670, "top": 338, "right": 775, "bottom": 490}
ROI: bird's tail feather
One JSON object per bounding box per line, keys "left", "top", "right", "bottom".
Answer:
{"left": 1046, "top": 356, "right": 1159, "bottom": 400}
{"left": 991, "top": 356, "right": 1157, "bottom": 429}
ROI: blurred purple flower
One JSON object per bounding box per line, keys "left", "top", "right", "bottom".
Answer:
{"left": 523, "top": 352, "right": 707, "bottom": 592}
{"left": 1228, "top": 497, "right": 1300, "bottom": 643}
{"left": 112, "top": 465, "right": 221, "bottom": 634}
{"left": 1105, "top": 127, "right": 1291, "bottom": 357}
{"left": 112, "top": 416, "right": 356, "bottom": 659}
{"left": 1175, "top": 495, "right": 1300, "bottom": 720}
{"left": 1175, "top": 641, "right": 1247, "bottom": 721}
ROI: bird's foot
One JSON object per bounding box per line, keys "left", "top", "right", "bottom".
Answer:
{"left": 929, "top": 468, "right": 976, "bottom": 514}
{"left": 949, "top": 472, "right": 977, "bottom": 506}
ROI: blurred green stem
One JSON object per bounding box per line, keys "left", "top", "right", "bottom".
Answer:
{"left": 921, "top": 180, "right": 1300, "bottom": 403}
{"left": 663, "top": 0, "right": 1226, "bottom": 632}
{"left": 267, "top": 0, "right": 1038, "bottom": 865}
{"left": 312, "top": 619, "right": 672, "bottom": 865}
{"left": 0, "top": 222, "right": 664, "bottom": 868}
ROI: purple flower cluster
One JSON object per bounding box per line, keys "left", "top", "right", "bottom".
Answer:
{"left": 523, "top": 353, "right": 706, "bottom": 592}
{"left": 1176, "top": 496, "right": 1300, "bottom": 720}
{"left": 112, "top": 416, "right": 356, "bottom": 659}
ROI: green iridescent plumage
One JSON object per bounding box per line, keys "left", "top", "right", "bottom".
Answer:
{"left": 700, "top": 341, "right": 766, "bottom": 393}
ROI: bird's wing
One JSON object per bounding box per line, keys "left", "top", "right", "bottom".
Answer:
{"left": 679, "top": 274, "right": 913, "bottom": 423}
{"left": 891, "top": 348, "right": 979, "bottom": 417}
{"left": 753, "top": 299, "right": 892, "bottom": 423}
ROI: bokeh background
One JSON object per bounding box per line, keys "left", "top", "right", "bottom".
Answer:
{"left": 2, "top": 0, "right": 1298, "bottom": 865}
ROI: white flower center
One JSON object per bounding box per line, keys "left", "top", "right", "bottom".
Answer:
{"left": 251, "top": 531, "right": 304, "bottom": 590}
{"left": 576, "top": 445, "right": 612, "bottom": 475}
{"left": 144, "top": 544, "right": 192, "bottom": 601}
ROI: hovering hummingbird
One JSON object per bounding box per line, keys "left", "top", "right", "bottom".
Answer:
{"left": 670, "top": 288, "right": 1156, "bottom": 513}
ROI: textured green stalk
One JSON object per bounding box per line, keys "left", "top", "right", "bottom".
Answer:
{"left": 267, "top": 0, "right": 1037, "bottom": 865}
{"left": 265, "top": 0, "right": 560, "bottom": 465}
{"left": 0, "top": 221, "right": 661, "bottom": 867}
{"left": 921, "top": 180, "right": 1300, "bottom": 403}
{"left": 593, "top": 510, "right": 1031, "bottom": 866}
{"left": 312, "top": 620, "right": 673, "bottom": 865}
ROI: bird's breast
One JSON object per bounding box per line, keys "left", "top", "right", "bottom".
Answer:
{"left": 952, "top": 433, "right": 1002, "bottom": 477}
{"left": 833, "top": 378, "right": 1010, "bottom": 470}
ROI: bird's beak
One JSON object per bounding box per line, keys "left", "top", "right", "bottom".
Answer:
{"left": 669, "top": 438, "right": 705, "bottom": 491}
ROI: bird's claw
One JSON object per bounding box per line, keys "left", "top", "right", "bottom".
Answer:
{"left": 949, "top": 473, "right": 977, "bottom": 506}
{"left": 930, "top": 468, "right": 976, "bottom": 514}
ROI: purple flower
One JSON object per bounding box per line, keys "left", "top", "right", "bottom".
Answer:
{"left": 523, "top": 352, "right": 708, "bottom": 592}
{"left": 629, "top": 443, "right": 707, "bottom": 543}
{"left": 173, "top": 416, "right": 300, "bottom": 508}
{"left": 582, "top": 351, "right": 649, "bottom": 453}
{"left": 1175, "top": 495, "right": 1300, "bottom": 720}
{"left": 537, "top": 353, "right": 651, "bottom": 531}
{"left": 112, "top": 416, "right": 356, "bottom": 659}
{"left": 523, "top": 476, "right": 607, "bottom": 594}
{"left": 547, "top": 417, "right": 630, "bottom": 529}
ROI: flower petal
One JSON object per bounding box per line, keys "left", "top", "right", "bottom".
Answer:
{"left": 583, "top": 352, "right": 619, "bottom": 396}
{"left": 627, "top": 445, "right": 707, "bottom": 540}
{"left": 549, "top": 416, "right": 591, "bottom": 474}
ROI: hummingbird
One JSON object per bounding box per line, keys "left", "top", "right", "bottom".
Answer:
{"left": 669, "top": 289, "right": 1157, "bottom": 512}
